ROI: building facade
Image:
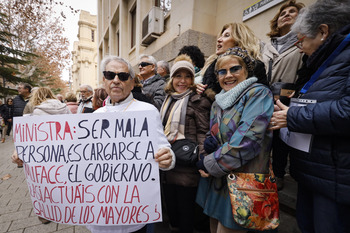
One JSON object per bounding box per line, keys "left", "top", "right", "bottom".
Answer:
{"left": 97, "top": 0, "right": 315, "bottom": 85}
{"left": 71, "top": 10, "right": 98, "bottom": 94}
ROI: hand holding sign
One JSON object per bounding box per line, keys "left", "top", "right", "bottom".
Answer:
{"left": 154, "top": 147, "right": 173, "bottom": 169}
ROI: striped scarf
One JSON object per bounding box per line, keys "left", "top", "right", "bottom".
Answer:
{"left": 160, "top": 89, "right": 192, "bottom": 143}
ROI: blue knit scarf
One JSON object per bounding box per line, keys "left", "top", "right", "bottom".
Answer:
{"left": 215, "top": 77, "right": 258, "bottom": 110}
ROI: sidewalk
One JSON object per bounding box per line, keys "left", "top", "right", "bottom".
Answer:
{"left": 0, "top": 135, "right": 300, "bottom": 233}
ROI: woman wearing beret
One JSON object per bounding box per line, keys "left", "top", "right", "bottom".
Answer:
{"left": 196, "top": 47, "right": 274, "bottom": 233}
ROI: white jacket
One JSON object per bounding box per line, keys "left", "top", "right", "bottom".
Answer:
{"left": 32, "top": 99, "right": 71, "bottom": 115}
{"left": 87, "top": 93, "right": 175, "bottom": 233}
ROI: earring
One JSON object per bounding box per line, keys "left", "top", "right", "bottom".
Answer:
{"left": 321, "top": 38, "right": 324, "bottom": 41}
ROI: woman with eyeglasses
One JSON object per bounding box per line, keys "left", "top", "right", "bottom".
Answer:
{"left": 261, "top": 0, "right": 305, "bottom": 191}
{"left": 270, "top": 0, "right": 350, "bottom": 232}
{"left": 196, "top": 23, "right": 268, "bottom": 102}
{"left": 160, "top": 55, "right": 211, "bottom": 233}
{"left": 196, "top": 47, "right": 274, "bottom": 233}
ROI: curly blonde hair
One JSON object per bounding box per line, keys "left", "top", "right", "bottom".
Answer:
{"left": 201, "top": 22, "right": 261, "bottom": 76}
{"left": 30, "top": 87, "right": 56, "bottom": 107}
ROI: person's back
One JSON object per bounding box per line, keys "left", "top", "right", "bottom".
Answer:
{"left": 65, "top": 92, "right": 79, "bottom": 114}
{"left": 20, "top": 87, "right": 70, "bottom": 224}
{"left": 92, "top": 88, "right": 108, "bottom": 111}
{"left": 33, "top": 99, "right": 70, "bottom": 115}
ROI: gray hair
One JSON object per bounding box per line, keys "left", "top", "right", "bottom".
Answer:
{"left": 79, "top": 84, "right": 93, "bottom": 92}
{"left": 139, "top": 54, "right": 158, "bottom": 72}
{"left": 100, "top": 56, "right": 135, "bottom": 79}
{"left": 292, "top": 0, "right": 350, "bottom": 38}
{"left": 157, "top": 60, "right": 170, "bottom": 74}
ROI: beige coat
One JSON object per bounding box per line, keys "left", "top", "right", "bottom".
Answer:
{"left": 262, "top": 42, "right": 303, "bottom": 85}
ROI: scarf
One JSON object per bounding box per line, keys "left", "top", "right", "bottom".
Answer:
{"left": 160, "top": 89, "right": 192, "bottom": 142}
{"left": 215, "top": 77, "right": 257, "bottom": 110}
{"left": 271, "top": 31, "right": 298, "bottom": 54}
{"left": 79, "top": 95, "right": 92, "bottom": 104}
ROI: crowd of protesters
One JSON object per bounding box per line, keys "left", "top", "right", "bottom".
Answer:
{"left": 7, "top": 0, "right": 350, "bottom": 233}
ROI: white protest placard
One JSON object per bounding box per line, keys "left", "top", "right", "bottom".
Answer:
{"left": 279, "top": 98, "right": 316, "bottom": 153}
{"left": 13, "top": 110, "right": 162, "bottom": 225}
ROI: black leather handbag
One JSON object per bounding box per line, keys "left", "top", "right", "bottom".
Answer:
{"left": 270, "top": 82, "right": 296, "bottom": 106}
{"left": 171, "top": 139, "right": 199, "bottom": 166}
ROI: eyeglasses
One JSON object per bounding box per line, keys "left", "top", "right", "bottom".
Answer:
{"left": 103, "top": 71, "right": 130, "bottom": 81}
{"left": 294, "top": 36, "right": 306, "bottom": 49}
{"left": 216, "top": 65, "right": 243, "bottom": 78}
{"left": 138, "top": 62, "right": 153, "bottom": 67}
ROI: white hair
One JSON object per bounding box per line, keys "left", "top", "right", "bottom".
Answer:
{"left": 139, "top": 54, "right": 158, "bottom": 72}
{"left": 100, "top": 56, "right": 135, "bottom": 79}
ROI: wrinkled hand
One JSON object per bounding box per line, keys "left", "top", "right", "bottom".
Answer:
{"left": 196, "top": 83, "right": 207, "bottom": 95}
{"left": 269, "top": 99, "right": 289, "bottom": 130}
{"left": 204, "top": 136, "right": 218, "bottom": 154}
{"left": 155, "top": 147, "right": 172, "bottom": 169}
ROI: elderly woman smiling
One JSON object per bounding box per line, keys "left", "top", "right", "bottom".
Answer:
{"left": 196, "top": 47, "right": 274, "bottom": 233}
{"left": 270, "top": 0, "right": 350, "bottom": 232}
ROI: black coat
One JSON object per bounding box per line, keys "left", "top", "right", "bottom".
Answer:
{"left": 287, "top": 24, "right": 350, "bottom": 205}
{"left": 0, "top": 104, "right": 9, "bottom": 122}
{"left": 12, "top": 95, "right": 28, "bottom": 117}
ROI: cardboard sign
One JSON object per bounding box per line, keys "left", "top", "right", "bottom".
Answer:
{"left": 13, "top": 111, "right": 162, "bottom": 225}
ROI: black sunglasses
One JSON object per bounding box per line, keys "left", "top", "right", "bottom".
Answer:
{"left": 216, "top": 65, "right": 243, "bottom": 78}
{"left": 138, "top": 62, "right": 153, "bottom": 67}
{"left": 103, "top": 71, "right": 130, "bottom": 81}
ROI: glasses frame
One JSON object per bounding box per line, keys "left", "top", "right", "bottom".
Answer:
{"left": 138, "top": 62, "right": 153, "bottom": 67}
{"left": 103, "top": 71, "right": 130, "bottom": 81}
{"left": 294, "top": 35, "right": 306, "bottom": 50}
{"left": 216, "top": 65, "right": 243, "bottom": 79}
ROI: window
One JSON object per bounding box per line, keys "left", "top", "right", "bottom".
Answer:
{"left": 131, "top": 7, "right": 136, "bottom": 48}
{"left": 156, "top": 0, "right": 171, "bottom": 15}
{"left": 91, "top": 30, "right": 95, "bottom": 42}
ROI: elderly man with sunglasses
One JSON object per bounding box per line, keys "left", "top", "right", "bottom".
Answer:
{"left": 138, "top": 54, "right": 166, "bottom": 110}
{"left": 87, "top": 55, "right": 175, "bottom": 233}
